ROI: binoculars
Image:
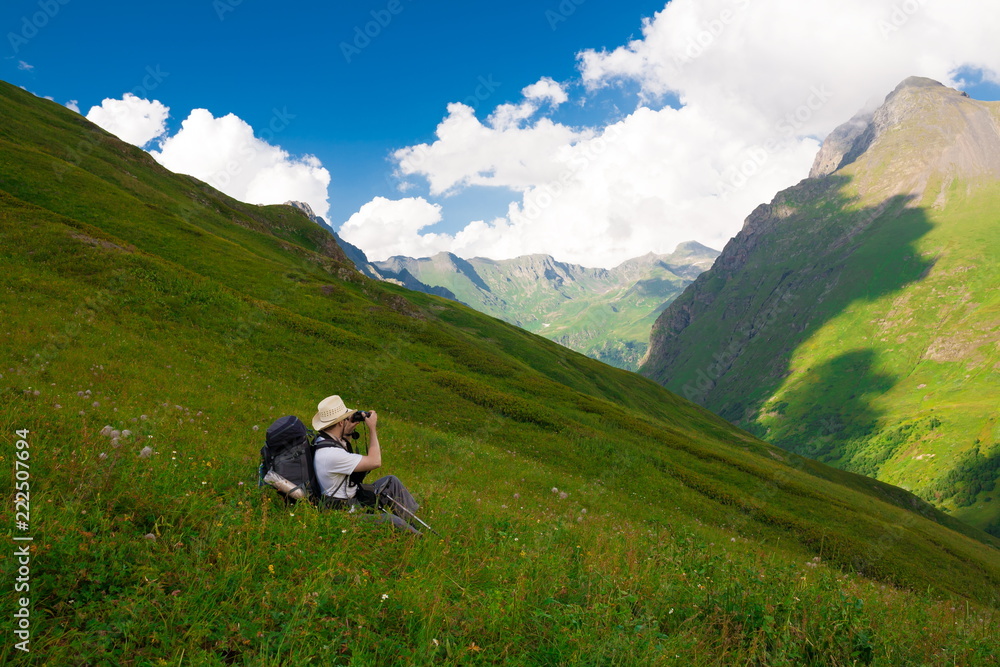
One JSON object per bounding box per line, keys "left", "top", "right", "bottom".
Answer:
{"left": 349, "top": 410, "right": 372, "bottom": 423}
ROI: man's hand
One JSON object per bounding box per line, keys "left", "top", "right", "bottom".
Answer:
{"left": 354, "top": 410, "right": 381, "bottom": 472}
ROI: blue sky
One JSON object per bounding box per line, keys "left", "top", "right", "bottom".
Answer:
{"left": 3, "top": 0, "right": 667, "bottom": 228}
{"left": 5, "top": 0, "right": 1000, "bottom": 267}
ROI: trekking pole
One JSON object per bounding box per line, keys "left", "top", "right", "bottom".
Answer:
{"left": 381, "top": 492, "right": 443, "bottom": 538}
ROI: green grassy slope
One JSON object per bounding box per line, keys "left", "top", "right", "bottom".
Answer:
{"left": 641, "top": 79, "right": 1000, "bottom": 537}
{"left": 1, "top": 81, "right": 999, "bottom": 665}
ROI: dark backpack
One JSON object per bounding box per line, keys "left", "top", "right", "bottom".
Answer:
{"left": 259, "top": 416, "right": 321, "bottom": 504}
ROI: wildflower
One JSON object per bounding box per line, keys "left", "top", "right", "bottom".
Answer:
{"left": 381, "top": 593, "right": 389, "bottom": 600}
{"left": 513, "top": 493, "right": 520, "bottom": 499}
{"left": 77, "top": 391, "right": 85, "bottom": 397}
{"left": 730, "top": 538, "right": 736, "bottom": 542}
{"left": 551, "top": 487, "right": 558, "bottom": 494}
{"left": 140, "top": 414, "right": 148, "bottom": 420}
{"left": 111, "top": 429, "right": 121, "bottom": 439}
{"left": 559, "top": 492, "right": 568, "bottom": 500}
{"left": 238, "top": 481, "right": 244, "bottom": 486}
{"left": 268, "top": 565, "right": 275, "bottom": 574}
{"left": 99, "top": 452, "right": 107, "bottom": 460}
{"left": 100, "top": 425, "right": 114, "bottom": 437}
{"left": 92, "top": 401, "right": 100, "bottom": 408}
{"left": 144, "top": 533, "right": 156, "bottom": 541}
{"left": 252, "top": 425, "right": 259, "bottom": 431}
{"left": 580, "top": 508, "right": 587, "bottom": 514}
{"left": 669, "top": 608, "right": 674, "bottom": 614}
{"left": 433, "top": 639, "right": 439, "bottom": 646}
{"left": 122, "top": 430, "right": 132, "bottom": 437}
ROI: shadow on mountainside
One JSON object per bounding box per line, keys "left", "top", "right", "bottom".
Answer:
{"left": 766, "top": 349, "right": 896, "bottom": 468}
{"left": 647, "top": 174, "right": 936, "bottom": 461}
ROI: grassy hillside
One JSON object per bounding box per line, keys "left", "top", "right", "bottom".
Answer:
{"left": 1, "top": 80, "right": 999, "bottom": 665}
{"left": 641, "top": 79, "right": 1000, "bottom": 537}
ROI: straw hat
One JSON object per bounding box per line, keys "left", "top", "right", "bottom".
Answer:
{"left": 312, "top": 395, "right": 357, "bottom": 431}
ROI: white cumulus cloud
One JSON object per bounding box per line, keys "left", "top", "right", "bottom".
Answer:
{"left": 339, "top": 197, "right": 452, "bottom": 261}
{"left": 522, "top": 76, "right": 569, "bottom": 106}
{"left": 394, "top": 102, "right": 591, "bottom": 196}
{"left": 86, "top": 94, "right": 169, "bottom": 147}
{"left": 150, "top": 109, "right": 331, "bottom": 219}
{"left": 348, "top": 0, "right": 1000, "bottom": 268}
{"left": 486, "top": 77, "right": 571, "bottom": 131}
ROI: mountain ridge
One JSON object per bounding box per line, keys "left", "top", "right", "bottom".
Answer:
{"left": 368, "top": 243, "right": 719, "bottom": 370}
{"left": 641, "top": 76, "right": 1000, "bottom": 535}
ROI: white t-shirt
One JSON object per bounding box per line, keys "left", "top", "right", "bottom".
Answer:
{"left": 314, "top": 444, "right": 363, "bottom": 499}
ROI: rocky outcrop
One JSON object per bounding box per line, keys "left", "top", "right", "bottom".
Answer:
{"left": 284, "top": 200, "right": 392, "bottom": 281}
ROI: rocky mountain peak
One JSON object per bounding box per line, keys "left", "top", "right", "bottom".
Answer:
{"left": 283, "top": 200, "right": 326, "bottom": 226}
{"left": 809, "top": 76, "right": 996, "bottom": 183}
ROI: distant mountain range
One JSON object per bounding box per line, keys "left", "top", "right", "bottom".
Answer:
{"left": 370, "top": 244, "right": 719, "bottom": 370}
{"left": 640, "top": 77, "right": 1000, "bottom": 536}
{"left": 285, "top": 199, "right": 719, "bottom": 371}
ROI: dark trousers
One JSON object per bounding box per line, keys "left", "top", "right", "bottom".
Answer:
{"left": 329, "top": 475, "right": 421, "bottom": 535}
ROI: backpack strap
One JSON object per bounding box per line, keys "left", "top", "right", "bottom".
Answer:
{"left": 312, "top": 433, "right": 357, "bottom": 500}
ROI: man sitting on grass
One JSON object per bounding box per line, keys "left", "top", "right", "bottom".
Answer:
{"left": 312, "top": 394, "right": 421, "bottom": 535}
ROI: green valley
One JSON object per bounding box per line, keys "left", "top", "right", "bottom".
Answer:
{"left": 367, "top": 244, "right": 718, "bottom": 372}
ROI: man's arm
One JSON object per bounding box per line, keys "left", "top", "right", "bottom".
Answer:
{"left": 353, "top": 411, "right": 382, "bottom": 472}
